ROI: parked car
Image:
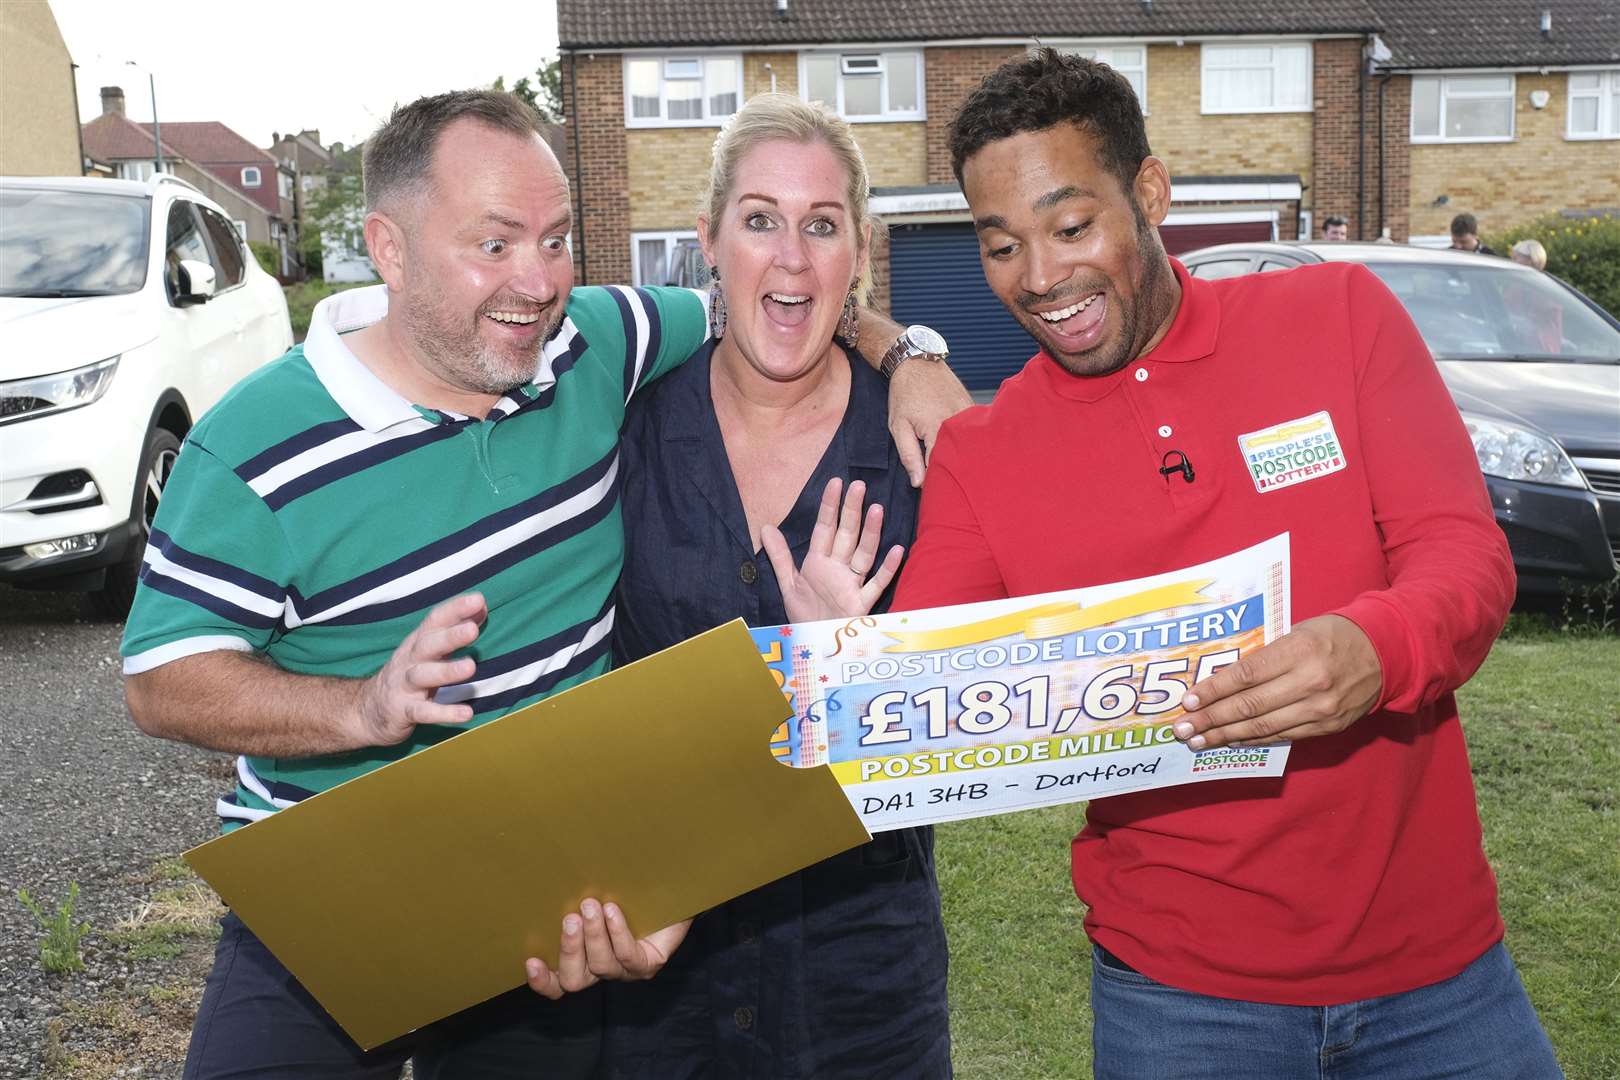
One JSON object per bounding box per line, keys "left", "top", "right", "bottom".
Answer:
{"left": 1182, "top": 241, "right": 1620, "bottom": 593}
{"left": 1, "top": 174, "right": 293, "bottom": 613}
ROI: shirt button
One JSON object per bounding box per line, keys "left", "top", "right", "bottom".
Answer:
{"left": 1158, "top": 425, "right": 1173, "bottom": 438}
{"left": 1134, "top": 368, "right": 1149, "bottom": 382}
{"left": 736, "top": 921, "right": 757, "bottom": 944}
{"left": 734, "top": 1006, "right": 755, "bottom": 1031}
{"left": 739, "top": 560, "right": 758, "bottom": 585}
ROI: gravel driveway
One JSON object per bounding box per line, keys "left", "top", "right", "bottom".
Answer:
{"left": 1, "top": 586, "right": 229, "bottom": 1078}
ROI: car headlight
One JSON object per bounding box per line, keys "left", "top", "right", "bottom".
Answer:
{"left": 0, "top": 356, "right": 120, "bottom": 426}
{"left": 1462, "top": 414, "right": 1584, "bottom": 489}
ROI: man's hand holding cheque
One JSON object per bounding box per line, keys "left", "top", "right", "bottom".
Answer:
{"left": 1173, "top": 614, "right": 1384, "bottom": 750}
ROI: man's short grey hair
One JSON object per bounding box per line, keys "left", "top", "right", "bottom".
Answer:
{"left": 362, "top": 90, "right": 543, "bottom": 212}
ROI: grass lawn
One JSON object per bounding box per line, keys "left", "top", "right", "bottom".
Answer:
{"left": 938, "top": 633, "right": 1620, "bottom": 1079}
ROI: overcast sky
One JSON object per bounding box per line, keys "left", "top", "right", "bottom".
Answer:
{"left": 55, "top": 0, "right": 560, "bottom": 150}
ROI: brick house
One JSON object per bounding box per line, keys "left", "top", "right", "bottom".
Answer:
{"left": 557, "top": 0, "right": 1616, "bottom": 385}
{"left": 1367, "top": 0, "right": 1620, "bottom": 246}
{"left": 156, "top": 121, "right": 299, "bottom": 277}
{"left": 81, "top": 88, "right": 272, "bottom": 248}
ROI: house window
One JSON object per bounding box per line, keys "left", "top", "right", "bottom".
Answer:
{"left": 1201, "top": 43, "right": 1312, "bottom": 113}
{"left": 1411, "top": 74, "right": 1515, "bottom": 142}
{"left": 1058, "top": 45, "right": 1147, "bottom": 109}
{"left": 631, "top": 231, "right": 703, "bottom": 287}
{"left": 624, "top": 55, "right": 742, "bottom": 126}
{"left": 278, "top": 172, "right": 293, "bottom": 198}
{"left": 1568, "top": 70, "right": 1620, "bottom": 139}
{"left": 232, "top": 219, "right": 249, "bottom": 241}
{"left": 116, "top": 161, "right": 154, "bottom": 181}
{"left": 801, "top": 51, "right": 924, "bottom": 121}
{"left": 241, "top": 166, "right": 262, "bottom": 187}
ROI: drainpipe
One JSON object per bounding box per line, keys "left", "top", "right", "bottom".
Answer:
{"left": 566, "top": 48, "right": 588, "bottom": 283}
{"left": 1356, "top": 42, "right": 1367, "bottom": 240}
{"left": 1376, "top": 72, "right": 1392, "bottom": 239}
{"left": 71, "top": 63, "right": 88, "bottom": 175}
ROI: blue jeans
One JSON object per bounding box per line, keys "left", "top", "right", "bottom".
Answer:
{"left": 1090, "top": 941, "right": 1562, "bottom": 1080}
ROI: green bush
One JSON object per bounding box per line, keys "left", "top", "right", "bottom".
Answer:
{"left": 1490, "top": 212, "right": 1620, "bottom": 318}
{"left": 248, "top": 240, "right": 278, "bottom": 278}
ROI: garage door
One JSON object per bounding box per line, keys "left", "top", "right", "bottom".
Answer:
{"left": 1158, "top": 218, "right": 1276, "bottom": 256}
{"left": 888, "top": 222, "right": 1037, "bottom": 392}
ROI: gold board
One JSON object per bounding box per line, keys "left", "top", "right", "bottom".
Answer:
{"left": 185, "top": 619, "right": 870, "bottom": 1050}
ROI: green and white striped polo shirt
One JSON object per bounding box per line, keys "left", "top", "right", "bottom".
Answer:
{"left": 120, "top": 283, "right": 708, "bottom": 831}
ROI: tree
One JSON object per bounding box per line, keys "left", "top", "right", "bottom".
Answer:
{"left": 494, "top": 57, "right": 563, "bottom": 124}
{"left": 298, "top": 143, "right": 366, "bottom": 280}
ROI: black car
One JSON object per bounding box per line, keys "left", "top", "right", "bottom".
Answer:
{"left": 1182, "top": 241, "right": 1620, "bottom": 593}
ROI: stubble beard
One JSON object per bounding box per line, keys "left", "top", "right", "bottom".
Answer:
{"left": 403, "top": 286, "right": 557, "bottom": 397}
{"left": 1040, "top": 218, "right": 1173, "bottom": 379}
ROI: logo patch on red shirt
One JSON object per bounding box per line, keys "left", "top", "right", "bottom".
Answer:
{"left": 1238, "top": 411, "right": 1347, "bottom": 493}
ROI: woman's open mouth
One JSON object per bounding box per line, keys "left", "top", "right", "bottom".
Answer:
{"left": 762, "top": 292, "right": 814, "bottom": 329}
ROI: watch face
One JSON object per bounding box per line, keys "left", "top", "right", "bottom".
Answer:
{"left": 908, "top": 325, "right": 948, "bottom": 356}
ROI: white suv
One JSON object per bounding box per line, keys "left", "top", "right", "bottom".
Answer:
{"left": 1, "top": 174, "right": 293, "bottom": 613}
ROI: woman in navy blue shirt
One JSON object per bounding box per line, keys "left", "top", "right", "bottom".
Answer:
{"left": 603, "top": 94, "right": 952, "bottom": 1078}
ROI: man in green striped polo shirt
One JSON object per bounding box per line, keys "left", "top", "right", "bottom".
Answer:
{"left": 121, "top": 90, "right": 966, "bottom": 1078}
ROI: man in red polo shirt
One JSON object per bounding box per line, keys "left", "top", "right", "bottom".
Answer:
{"left": 895, "top": 49, "right": 1562, "bottom": 1079}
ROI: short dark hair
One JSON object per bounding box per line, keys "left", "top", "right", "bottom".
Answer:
{"left": 949, "top": 48, "right": 1151, "bottom": 196}
{"left": 1324, "top": 215, "right": 1348, "bottom": 228}
{"left": 1450, "top": 212, "right": 1479, "bottom": 236}
{"left": 363, "top": 90, "right": 543, "bottom": 211}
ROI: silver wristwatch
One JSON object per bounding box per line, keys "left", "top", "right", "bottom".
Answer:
{"left": 879, "top": 324, "right": 949, "bottom": 380}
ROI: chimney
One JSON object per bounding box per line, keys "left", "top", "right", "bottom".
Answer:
{"left": 100, "top": 86, "right": 126, "bottom": 117}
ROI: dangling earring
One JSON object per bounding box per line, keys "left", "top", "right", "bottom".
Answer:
{"left": 835, "top": 287, "right": 859, "bottom": 349}
{"left": 707, "top": 268, "right": 727, "bottom": 338}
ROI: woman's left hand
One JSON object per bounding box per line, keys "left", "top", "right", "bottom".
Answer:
{"left": 762, "top": 478, "right": 905, "bottom": 624}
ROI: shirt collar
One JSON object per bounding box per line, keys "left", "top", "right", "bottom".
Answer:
{"left": 1034, "top": 257, "right": 1221, "bottom": 403}
{"left": 303, "top": 284, "right": 575, "bottom": 432}
{"left": 303, "top": 285, "right": 423, "bottom": 433}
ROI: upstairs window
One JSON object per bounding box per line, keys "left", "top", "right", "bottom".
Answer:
{"left": 1567, "top": 70, "right": 1620, "bottom": 139}
{"left": 1411, "top": 74, "right": 1515, "bottom": 142}
{"left": 241, "top": 166, "right": 262, "bottom": 187}
{"left": 801, "top": 51, "right": 924, "bottom": 121}
{"left": 624, "top": 55, "right": 742, "bottom": 127}
{"left": 1202, "top": 43, "right": 1312, "bottom": 113}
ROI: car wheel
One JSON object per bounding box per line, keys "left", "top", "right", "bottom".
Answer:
{"left": 93, "top": 427, "right": 181, "bottom": 617}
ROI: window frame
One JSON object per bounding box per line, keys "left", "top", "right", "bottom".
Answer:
{"left": 798, "top": 49, "right": 926, "bottom": 123}
{"left": 1410, "top": 73, "right": 1517, "bottom": 143}
{"left": 240, "top": 165, "right": 262, "bottom": 187}
{"left": 630, "top": 230, "right": 702, "bottom": 287}
{"left": 196, "top": 205, "right": 248, "bottom": 293}
{"left": 622, "top": 53, "right": 745, "bottom": 128}
{"left": 1566, "top": 69, "right": 1620, "bottom": 140}
{"left": 116, "top": 160, "right": 154, "bottom": 182}
{"left": 1051, "top": 43, "right": 1149, "bottom": 114}
{"left": 1200, "top": 42, "right": 1314, "bottom": 115}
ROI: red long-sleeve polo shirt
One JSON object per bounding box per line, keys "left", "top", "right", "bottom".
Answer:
{"left": 894, "top": 259, "right": 1514, "bottom": 1004}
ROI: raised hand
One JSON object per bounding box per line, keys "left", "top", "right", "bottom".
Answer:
{"left": 761, "top": 478, "right": 904, "bottom": 624}
{"left": 350, "top": 593, "right": 486, "bottom": 746}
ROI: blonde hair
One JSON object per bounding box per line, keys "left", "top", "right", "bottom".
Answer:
{"left": 702, "top": 92, "right": 877, "bottom": 302}
{"left": 1511, "top": 238, "right": 1547, "bottom": 271}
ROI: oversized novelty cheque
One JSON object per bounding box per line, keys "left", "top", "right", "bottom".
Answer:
{"left": 752, "top": 533, "right": 1294, "bottom": 831}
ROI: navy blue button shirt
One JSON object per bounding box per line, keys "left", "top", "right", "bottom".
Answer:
{"left": 608, "top": 340, "right": 951, "bottom": 1079}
